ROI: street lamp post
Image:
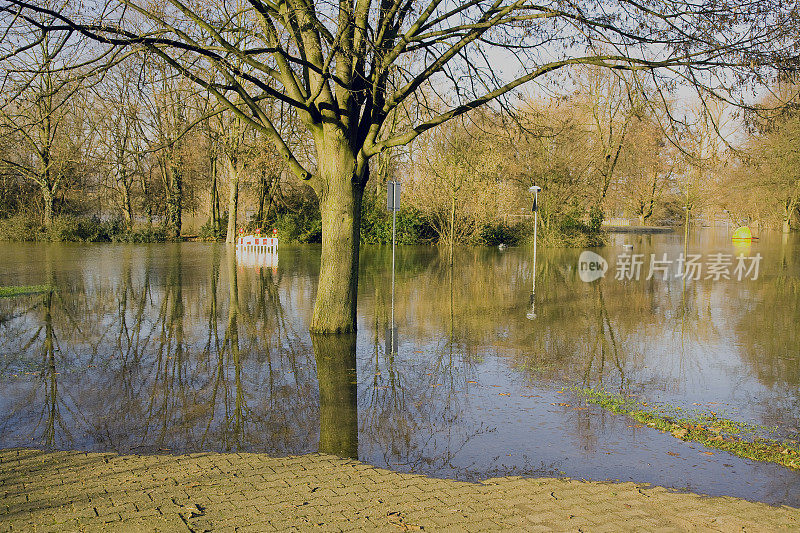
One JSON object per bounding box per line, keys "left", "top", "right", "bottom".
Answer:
{"left": 387, "top": 181, "right": 401, "bottom": 353}
{"left": 527, "top": 185, "right": 541, "bottom": 320}
{"left": 529, "top": 185, "right": 541, "bottom": 296}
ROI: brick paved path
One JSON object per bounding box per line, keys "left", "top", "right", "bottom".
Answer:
{"left": 1, "top": 448, "right": 798, "bottom": 532}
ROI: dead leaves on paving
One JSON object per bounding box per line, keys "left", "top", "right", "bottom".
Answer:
{"left": 388, "top": 511, "right": 424, "bottom": 530}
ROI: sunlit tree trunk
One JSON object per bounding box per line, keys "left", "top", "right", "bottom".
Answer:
{"left": 165, "top": 163, "right": 182, "bottom": 238}
{"left": 310, "top": 134, "right": 366, "bottom": 334}
{"left": 141, "top": 170, "right": 153, "bottom": 226}
{"left": 449, "top": 194, "right": 455, "bottom": 265}
{"left": 121, "top": 176, "right": 133, "bottom": 227}
{"left": 783, "top": 199, "right": 796, "bottom": 233}
{"left": 41, "top": 183, "right": 55, "bottom": 227}
{"left": 225, "top": 155, "right": 240, "bottom": 244}
{"left": 210, "top": 154, "right": 221, "bottom": 237}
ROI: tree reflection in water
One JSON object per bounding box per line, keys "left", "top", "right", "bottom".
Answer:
{"left": 313, "top": 333, "right": 358, "bottom": 458}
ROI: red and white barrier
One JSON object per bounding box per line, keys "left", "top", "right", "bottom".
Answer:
{"left": 236, "top": 235, "right": 278, "bottom": 253}
{"left": 235, "top": 229, "right": 279, "bottom": 271}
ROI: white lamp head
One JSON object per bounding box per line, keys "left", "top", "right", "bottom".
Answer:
{"left": 528, "top": 185, "right": 541, "bottom": 193}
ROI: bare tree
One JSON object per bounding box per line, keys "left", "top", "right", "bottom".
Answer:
{"left": 1, "top": 0, "right": 793, "bottom": 332}
{"left": 615, "top": 115, "right": 676, "bottom": 225}
{"left": 411, "top": 114, "right": 502, "bottom": 258}
{"left": 679, "top": 98, "right": 731, "bottom": 231}
{"left": 0, "top": 29, "right": 85, "bottom": 226}
{"left": 215, "top": 107, "right": 253, "bottom": 243}
{"left": 93, "top": 60, "right": 147, "bottom": 227}
{"left": 139, "top": 59, "right": 197, "bottom": 237}
{"left": 572, "top": 66, "right": 644, "bottom": 213}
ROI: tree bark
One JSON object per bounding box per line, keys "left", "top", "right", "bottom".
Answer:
{"left": 122, "top": 179, "right": 133, "bottom": 228}
{"left": 166, "top": 164, "right": 182, "bottom": 238}
{"left": 41, "top": 184, "right": 54, "bottom": 227}
{"left": 225, "top": 156, "right": 240, "bottom": 244}
{"left": 264, "top": 176, "right": 279, "bottom": 228}
{"left": 449, "top": 193, "right": 455, "bottom": 265}
{"left": 784, "top": 200, "right": 795, "bottom": 233}
{"left": 210, "top": 155, "right": 221, "bottom": 237}
{"left": 310, "top": 134, "right": 365, "bottom": 334}
{"left": 140, "top": 169, "right": 152, "bottom": 226}
{"left": 256, "top": 173, "right": 267, "bottom": 226}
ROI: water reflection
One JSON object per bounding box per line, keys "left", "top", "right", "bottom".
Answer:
{"left": 314, "top": 334, "right": 358, "bottom": 458}
{"left": 1, "top": 236, "right": 800, "bottom": 505}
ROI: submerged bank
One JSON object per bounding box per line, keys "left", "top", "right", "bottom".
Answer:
{"left": 577, "top": 388, "right": 800, "bottom": 472}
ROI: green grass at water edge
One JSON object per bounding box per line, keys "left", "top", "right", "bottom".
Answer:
{"left": 576, "top": 387, "right": 800, "bottom": 470}
{"left": 0, "top": 285, "right": 52, "bottom": 298}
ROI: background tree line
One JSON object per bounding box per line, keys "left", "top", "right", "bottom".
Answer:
{"left": 3, "top": 58, "right": 797, "bottom": 246}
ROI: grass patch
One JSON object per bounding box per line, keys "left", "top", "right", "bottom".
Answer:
{"left": 0, "top": 285, "right": 52, "bottom": 298}
{"left": 576, "top": 387, "right": 800, "bottom": 471}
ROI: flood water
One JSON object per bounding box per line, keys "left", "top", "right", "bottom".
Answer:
{"left": 1, "top": 230, "right": 799, "bottom": 505}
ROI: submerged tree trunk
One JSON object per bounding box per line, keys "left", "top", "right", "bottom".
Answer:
{"left": 310, "top": 135, "right": 365, "bottom": 334}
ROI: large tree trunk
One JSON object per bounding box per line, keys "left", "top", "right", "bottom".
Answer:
{"left": 225, "top": 156, "right": 240, "bottom": 244}
{"left": 310, "top": 135, "right": 365, "bottom": 334}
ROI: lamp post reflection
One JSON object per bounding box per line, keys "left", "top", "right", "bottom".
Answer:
{"left": 313, "top": 333, "right": 358, "bottom": 459}
{"left": 386, "top": 247, "right": 399, "bottom": 356}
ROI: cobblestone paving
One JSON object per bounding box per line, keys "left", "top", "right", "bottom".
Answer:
{"left": 1, "top": 448, "right": 799, "bottom": 532}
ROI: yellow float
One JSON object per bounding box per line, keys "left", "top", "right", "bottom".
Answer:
{"left": 731, "top": 226, "right": 757, "bottom": 241}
